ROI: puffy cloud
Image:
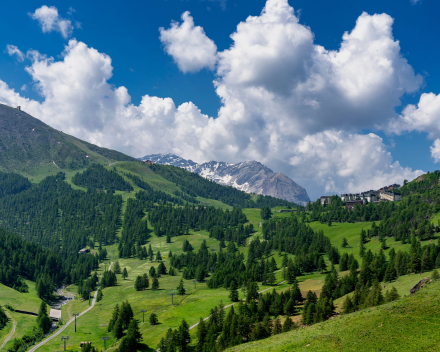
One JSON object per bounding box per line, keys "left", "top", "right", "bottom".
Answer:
{"left": 431, "top": 139, "right": 440, "bottom": 162}
{"left": 0, "top": 0, "right": 427, "bottom": 198}
{"left": 286, "top": 131, "right": 422, "bottom": 195}
{"left": 215, "top": 2, "right": 422, "bottom": 137}
{"left": 388, "top": 92, "right": 440, "bottom": 163}
{"left": 6, "top": 45, "right": 24, "bottom": 61}
{"left": 389, "top": 92, "right": 440, "bottom": 139}
{"left": 29, "top": 5, "right": 74, "bottom": 39}
{"left": 159, "top": 11, "right": 217, "bottom": 73}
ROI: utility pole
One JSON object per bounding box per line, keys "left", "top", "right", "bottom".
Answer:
{"left": 170, "top": 292, "right": 175, "bottom": 305}
{"left": 101, "top": 336, "right": 109, "bottom": 350}
{"left": 141, "top": 309, "right": 147, "bottom": 322}
{"left": 73, "top": 314, "right": 79, "bottom": 332}
{"left": 61, "top": 336, "right": 69, "bottom": 351}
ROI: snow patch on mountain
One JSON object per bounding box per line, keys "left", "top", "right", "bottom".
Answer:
{"left": 139, "top": 153, "right": 310, "bottom": 206}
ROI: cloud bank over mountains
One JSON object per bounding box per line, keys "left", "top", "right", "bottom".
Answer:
{"left": 2, "top": 0, "right": 439, "bottom": 198}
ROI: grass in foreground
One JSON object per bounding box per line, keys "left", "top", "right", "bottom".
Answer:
{"left": 227, "top": 277, "right": 440, "bottom": 352}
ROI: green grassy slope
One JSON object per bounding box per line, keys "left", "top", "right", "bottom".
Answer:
{"left": 227, "top": 278, "right": 440, "bottom": 352}
{"left": 36, "top": 229, "right": 317, "bottom": 352}
{"left": 308, "top": 221, "right": 411, "bottom": 264}
{"left": 0, "top": 281, "right": 42, "bottom": 351}
{"left": 0, "top": 103, "right": 135, "bottom": 178}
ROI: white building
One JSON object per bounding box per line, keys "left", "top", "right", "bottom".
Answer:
{"left": 380, "top": 191, "right": 401, "bottom": 202}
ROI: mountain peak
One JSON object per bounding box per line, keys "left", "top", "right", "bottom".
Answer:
{"left": 140, "top": 153, "right": 310, "bottom": 205}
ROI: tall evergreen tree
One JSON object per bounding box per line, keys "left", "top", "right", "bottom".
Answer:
{"left": 36, "top": 302, "right": 52, "bottom": 334}
{"left": 177, "top": 279, "right": 186, "bottom": 295}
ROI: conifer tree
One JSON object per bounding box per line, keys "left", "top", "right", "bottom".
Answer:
{"left": 291, "top": 278, "right": 303, "bottom": 302}
{"left": 156, "top": 250, "right": 162, "bottom": 261}
{"left": 282, "top": 253, "right": 288, "bottom": 267}
{"left": 284, "top": 297, "right": 295, "bottom": 315}
{"left": 127, "top": 318, "right": 142, "bottom": 343}
{"left": 384, "top": 262, "right": 397, "bottom": 282}
{"left": 108, "top": 304, "right": 119, "bottom": 332}
{"left": 149, "top": 313, "right": 159, "bottom": 325}
{"left": 177, "top": 279, "right": 186, "bottom": 295}
{"left": 113, "top": 316, "right": 124, "bottom": 339}
{"left": 177, "top": 319, "right": 191, "bottom": 352}
{"left": 120, "top": 301, "right": 134, "bottom": 329}
{"left": 229, "top": 280, "right": 239, "bottom": 302}
{"left": 342, "top": 237, "right": 348, "bottom": 248}
{"left": 113, "top": 261, "right": 121, "bottom": 274}
{"left": 359, "top": 238, "right": 366, "bottom": 258}
{"left": 148, "top": 244, "right": 154, "bottom": 262}
{"left": 152, "top": 277, "right": 159, "bottom": 290}
{"left": 342, "top": 296, "right": 354, "bottom": 314}
{"left": 273, "top": 318, "right": 282, "bottom": 335}
{"left": 384, "top": 287, "right": 400, "bottom": 303}
{"left": 36, "top": 302, "right": 52, "bottom": 334}
{"left": 122, "top": 267, "right": 128, "bottom": 280}
{"left": 246, "top": 281, "right": 259, "bottom": 302}
{"left": 134, "top": 276, "right": 143, "bottom": 291}
{"left": 282, "top": 316, "right": 293, "bottom": 332}
{"left": 142, "top": 273, "right": 149, "bottom": 289}
{"left": 318, "top": 256, "right": 327, "bottom": 273}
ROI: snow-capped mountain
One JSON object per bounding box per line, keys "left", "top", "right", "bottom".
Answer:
{"left": 140, "top": 153, "right": 310, "bottom": 206}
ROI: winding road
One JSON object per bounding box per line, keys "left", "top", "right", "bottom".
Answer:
{"left": 28, "top": 262, "right": 112, "bottom": 352}
{"left": 0, "top": 312, "right": 16, "bottom": 350}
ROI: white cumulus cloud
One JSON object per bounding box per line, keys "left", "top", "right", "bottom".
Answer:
{"left": 6, "top": 45, "right": 25, "bottom": 61}
{"left": 431, "top": 139, "right": 440, "bottom": 162}
{"left": 29, "top": 5, "right": 74, "bottom": 39}
{"left": 159, "top": 11, "right": 217, "bottom": 73}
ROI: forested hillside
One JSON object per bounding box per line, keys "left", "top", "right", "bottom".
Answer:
{"left": 0, "top": 227, "right": 98, "bottom": 300}
{"left": 306, "top": 171, "right": 440, "bottom": 243}
{"left": 0, "top": 172, "right": 121, "bottom": 250}
{"left": 0, "top": 171, "right": 31, "bottom": 198}
{"left": 72, "top": 164, "right": 133, "bottom": 191}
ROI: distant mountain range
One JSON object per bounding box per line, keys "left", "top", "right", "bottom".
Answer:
{"left": 140, "top": 153, "right": 310, "bottom": 206}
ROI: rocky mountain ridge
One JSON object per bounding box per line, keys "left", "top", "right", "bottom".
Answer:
{"left": 140, "top": 153, "right": 310, "bottom": 206}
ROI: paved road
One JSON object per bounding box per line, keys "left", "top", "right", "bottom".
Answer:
{"left": 28, "top": 272, "right": 108, "bottom": 352}
{"left": 188, "top": 280, "right": 287, "bottom": 330}
{"left": 0, "top": 312, "right": 16, "bottom": 350}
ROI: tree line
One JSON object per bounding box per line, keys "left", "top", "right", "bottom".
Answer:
{"left": 72, "top": 164, "right": 133, "bottom": 191}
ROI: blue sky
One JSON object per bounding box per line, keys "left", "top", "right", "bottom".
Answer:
{"left": 0, "top": 0, "right": 439, "bottom": 199}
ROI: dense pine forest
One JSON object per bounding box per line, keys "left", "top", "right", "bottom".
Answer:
{"left": 0, "top": 171, "right": 32, "bottom": 198}
{"left": 0, "top": 227, "right": 99, "bottom": 299}
{"left": 0, "top": 172, "right": 121, "bottom": 250}
{"left": 72, "top": 164, "right": 133, "bottom": 191}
